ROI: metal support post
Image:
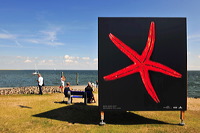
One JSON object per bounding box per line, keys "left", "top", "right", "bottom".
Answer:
{"left": 99, "top": 111, "right": 106, "bottom": 126}
{"left": 179, "top": 111, "right": 185, "bottom": 126}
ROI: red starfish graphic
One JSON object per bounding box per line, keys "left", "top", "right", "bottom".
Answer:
{"left": 103, "top": 22, "right": 182, "bottom": 103}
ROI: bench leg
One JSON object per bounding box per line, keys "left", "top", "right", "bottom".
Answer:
{"left": 84, "top": 92, "right": 87, "bottom": 105}
{"left": 67, "top": 91, "right": 72, "bottom": 104}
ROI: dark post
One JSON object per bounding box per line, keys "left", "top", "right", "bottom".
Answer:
{"left": 76, "top": 73, "right": 79, "bottom": 85}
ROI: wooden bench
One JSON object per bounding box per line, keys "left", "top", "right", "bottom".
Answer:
{"left": 66, "top": 91, "right": 87, "bottom": 104}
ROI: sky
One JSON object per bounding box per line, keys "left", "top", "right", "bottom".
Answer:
{"left": 0, "top": 0, "right": 200, "bottom": 70}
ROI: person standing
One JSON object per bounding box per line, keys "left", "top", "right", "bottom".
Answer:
{"left": 60, "top": 75, "right": 66, "bottom": 93}
{"left": 37, "top": 73, "right": 44, "bottom": 95}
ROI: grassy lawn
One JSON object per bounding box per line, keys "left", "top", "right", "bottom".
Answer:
{"left": 0, "top": 93, "right": 200, "bottom": 133}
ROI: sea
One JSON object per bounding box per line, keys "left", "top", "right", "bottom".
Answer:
{"left": 0, "top": 70, "right": 98, "bottom": 87}
{"left": 0, "top": 70, "right": 199, "bottom": 98}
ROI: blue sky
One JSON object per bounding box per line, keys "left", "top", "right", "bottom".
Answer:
{"left": 0, "top": 0, "right": 199, "bottom": 70}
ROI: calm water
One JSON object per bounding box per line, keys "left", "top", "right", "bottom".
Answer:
{"left": 188, "top": 71, "right": 200, "bottom": 98}
{"left": 0, "top": 70, "right": 98, "bottom": 87}
{"left": 0, "top": 70, "right": 199, "bottom": 98}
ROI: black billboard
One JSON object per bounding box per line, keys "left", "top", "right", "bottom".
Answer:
{"left": 98, "top": 17, "right": 187, "bottom": 111}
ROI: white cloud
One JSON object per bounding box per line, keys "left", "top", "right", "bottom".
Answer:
{"left": 61, "top": 55, "right": 98, "bottom": 69}
{"left": 82, "top": 57, "right": 90, "bottom": 60}
{"left": 64, "top": 55, "right": 93, "bottom": 64}
{"left": 64, "top": 55, "right": 79, "bottom": 63}
{"left": 15, "top": 40, "right": 23, "bottom": 47}
{"left": 24, "top": 59, "right": 32, "bottom": 63}
{"left": 0, "top": 55, "right": 98, "bottom": 70}
{"left": 93, "top": 58, "right": 98, "bottom": 62}
{"left": 45, "top": 42, "right": 64, "bottom": 46}
{"left": 0, "top": 29, "right": 23, "bottom": 48}
{"left": 93, "top": 58, "right": 98, "bottom": 65}
{"left": 24, "top": 27, "right": 64, "bottom": 46}
{"left": 64, "top": 55, "right": 79, "bottom": 60}
{"left": 65, "top": 59, "right": 74, "bottom": 63}
{"left": 0, "top": 26, "right": 65, "bottom": 47}
{"left": 26, "top": 34, "right": 64, "bottom": 46}
{"left": 36, "top": 27, "right": 64, "bottom": 46}
{"left": 64, "top": 55, "right": 70, "bottom": 59}
{"left": 41, "top": 60, "right": 46, "bottom": 63}
{"left": 188, "top": 34, "right": 200, "bottom": 43}
{"left": 0, "top": 33, "right": 16, "bottom": 39}
{"left": 16, "top": 56, "right": 22, "bottom": 58}
{"left": 40, "top": 31, "right": 57, "bottom": 42}
{"left": 27, "top": 39, "right": 40, "bottom": 44}
{"left": 188, "top": 34, "right": 200, "bottom": 39}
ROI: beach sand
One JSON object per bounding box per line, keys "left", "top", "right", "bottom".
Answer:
{"left": 70, "top": 85, "right": 87, "bottom": 91}
{"left": 187, "top": 98, "right": 200, "bottom": 111}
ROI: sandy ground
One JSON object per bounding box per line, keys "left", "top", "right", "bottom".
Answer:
{"left": 70, "top": 85, "right": 87, "bottom": 91}
{"left": 187, "top": 98, "right": 200, "bottom": 111}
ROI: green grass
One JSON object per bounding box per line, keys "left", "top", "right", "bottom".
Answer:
{"left": 0, "top": 94, "right": 199, "bottom": 133}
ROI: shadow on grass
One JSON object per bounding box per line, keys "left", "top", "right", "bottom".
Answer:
{"left": 18, "top": 105, "right": 32, "bottom": 109}
{"left": 33, "top": 103, "right": 171, "bottom": 125}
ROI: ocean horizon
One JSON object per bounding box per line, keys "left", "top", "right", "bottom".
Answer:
{"left": 0, "top": 70, "right": 199, "bottom": 98}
